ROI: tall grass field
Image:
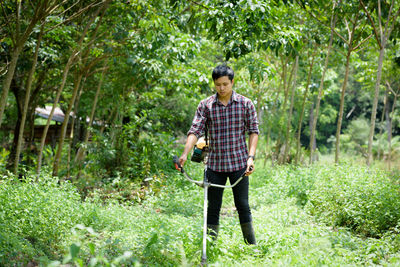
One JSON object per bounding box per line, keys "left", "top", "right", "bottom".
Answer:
{"left": 1, "top": 161, "right": 400, "bottom": 266}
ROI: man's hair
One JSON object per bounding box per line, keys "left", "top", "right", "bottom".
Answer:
{"left": 212, "top": 65, "right": 234, "bottom": 81}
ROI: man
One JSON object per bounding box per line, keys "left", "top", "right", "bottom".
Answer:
{"left": 179, "top": 65, "right": 259, "bottom": 244}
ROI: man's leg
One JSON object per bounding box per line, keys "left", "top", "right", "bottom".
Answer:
{"left": 230, "top": 168, "right": 256, "bottom": 245}
{"left": 206, "top": 168, "right": 227, "bottom": 240}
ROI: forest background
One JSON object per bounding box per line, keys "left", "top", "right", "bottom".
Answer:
{"left": 1, "top": 0, "right": 400, "bottom": 266}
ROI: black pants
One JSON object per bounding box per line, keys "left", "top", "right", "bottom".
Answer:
{"left": 206, "top": 167, "right": 252, "bottom": 225}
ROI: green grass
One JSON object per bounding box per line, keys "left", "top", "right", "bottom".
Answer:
{"left": 1, "top": 161, "right": 400, "bottom": 266}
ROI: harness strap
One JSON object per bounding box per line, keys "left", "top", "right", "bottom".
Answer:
{"left": 205, "top": 123, "right": 208, "bottom": 148}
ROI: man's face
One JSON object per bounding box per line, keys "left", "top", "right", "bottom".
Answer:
{"left": 214, "top": 76, "right": 234, "bottom": 98}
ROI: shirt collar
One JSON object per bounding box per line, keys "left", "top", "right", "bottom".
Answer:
{"left": 231, "top": 90, "right": 239, "bottom": 102}
{"left": 213, "top": 90, "right": 239, "bottom": 104}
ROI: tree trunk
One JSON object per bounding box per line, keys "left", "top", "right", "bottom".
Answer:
{"left": 100, "top": 105, "right": 117, "bottom": 135}
{"left": 0, "top": 0, "right": 46, "bottom": 128}
{"left": 282, "top": 57, "right": 295, "bottom": 113}
{"left": 295, "top": 52, "right": 315, "bottom": 164}
{"left": 267, "top": 76, "right": 283, "bottom": 166}
{"left": 334, "top": 6, "right": 361, "bottom": 164}
{"left": 308, "top": 101, "right": 317, "bottom": 159}
{"left": 86, "top": 67, "right": 106, "bottom": 142}
{"left": 335, "top": 49, "right": 352, "bottom": 164}
{"left": 281, "top": 59, "right": 289, "bottom": 113}
{"left": 67, "top": 80, "right": 85, "bottom": 179}
{"left": 367, "top": 46, "right": 385, "bottom": 166}
{"left": 310, "top": 9, "right": 337, "bottom": 164}
{"left": 76, "top": 66, "right": 107, "bottom": 176}
{"left": 52, "top": 72, "right": 83, "bottom": 176}
{"left": 7, "top": 79, "right": 24, "bottom": 170}
{"left": 377, "top": 86, "right": 388, "bottom": 160}
{"left": 110, "top": 108, "right": 121, "bottom": 148}
{"left": 13, "top": 26, "right": 44, "bottom": 174}
{"left": 0, "top": 46, "right": 22, "bottom": 128}
{"left": 36, "top": 54, "right": 76, "bottom": 176}
{"left": 278, "top": 58, "right": 296, "bottom": 163}
{"left": 360, "top": 0, "right": 400, "bottom": 166}
{"left": 387, "top": 90, "right": 397, "bottom": 171}
{"left": 53, "top": 7, "right": 106, "bottom": 176}
{"left": 36, "top": 3, "right": 105, "bottom": 176}
{"left": 384, "top": 96, "right": 390, "bottom": 162}
{"left": 283, "top": 55, "right": 299, "bottom": 164}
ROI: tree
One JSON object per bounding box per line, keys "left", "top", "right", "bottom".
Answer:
{"left": 36, "top": 1, "right": 108, "bottom": 176}
{"left": 282, "top": 55, "right": 299, "bottom": 163}
{"left": 0, "top": 0, "right": 70, "bottom": 128}
{"left": 300, "top": 0, "right": 339, "bottom": 164}
{"left": 359, "top": 0, "right": 400, "bottom": 166}
{"left": 74, "top": 65, "right": 107, "bottom": 178}
{"left": 52, "top": 5, "right": 109, "bottom": 177}
{"left": 331, "top": 0, "right": 372, "bottom": 163}
{"left": 12, "top": 25, "right": 44, "bottom": 174}
{"left": 295, "top": 48, "right": 316, "bottom": 164}
{"left": 386, "top": 81, "right": 399, "bottom": 170}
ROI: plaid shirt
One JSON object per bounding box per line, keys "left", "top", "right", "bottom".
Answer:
{"left": 188, "top": 91, "right": 259, "bottom": 172}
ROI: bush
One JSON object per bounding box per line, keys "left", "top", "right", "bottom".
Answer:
{"left": 85, "top": 125, "right": 176, "bottom": 182}
{"left": 0, "top": 229, "right": 36, "bottom": 266}
{"left": 48, "top": 225, "right": 140, "bottom": 267}
{"left": 305, "top": 164, "right": 400, "bottom": 237}
{"left": 250, "top": 164, "right": 316, "bottom": 207}
{"left": 0, "top": 174, "right": 87, "bottom": 264}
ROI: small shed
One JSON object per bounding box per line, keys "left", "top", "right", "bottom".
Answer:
{"left": 35, "top": 106, "right": 72, "bottom": 123}
{"left": 34, "top": 106, "right": 73, "bottom": 145}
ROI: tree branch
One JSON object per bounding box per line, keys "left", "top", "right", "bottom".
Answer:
{"left": 189, "top": 0, "right": 211, "bottom": 10}
{"left": 44, "top": 1, "right": 100, "bottom": 33}
{"left": 82, "top": 54, "right": 110, "bottom": 75}
{"left": 20, "top": 0, "right": 44, "bottom": 46}
{"left": 387, "top": 4, "right": 400, "bottom": 38}
{"left": 352, "top": 33, "right": 373, "bottom": 51}
{"left": 295, "top": 0, "right": 331, "bottom": 31}
{"left": 332, "top": 27, "right": 349, "bottom": 45}
{"left": 45, "top": 0, "right": 70, "bottom": 16}
{"left": 386, "top": 81, "right": 399, "bottom": 97}
{"left": 15, "top": 0, "right": 21, "bottom": 43}
{"left": 0, "top": 1, "right": 15, "bottom": 44}
{"left": 378, "top": 0, "right": 383, "bottom": 40}
{"left": 359, "top": 0, "right": 382, "bottom": 49}
{"left": 86, "top": 65, "right": 109, "bottom": 77}
{"left": 344, "top": 18, "right": 351, "bottom": 39}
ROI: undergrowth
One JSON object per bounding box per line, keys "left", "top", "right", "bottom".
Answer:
{"left": 1, "top": 161, "right": 400, "bottom": 266}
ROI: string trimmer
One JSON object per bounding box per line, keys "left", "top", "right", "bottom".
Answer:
{"left": 172, "top": 155, "right": 250, "bottom": 266}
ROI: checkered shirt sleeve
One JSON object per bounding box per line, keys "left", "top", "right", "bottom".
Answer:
{"left": 187, "top": 100, "right": 207, "bottom": 139}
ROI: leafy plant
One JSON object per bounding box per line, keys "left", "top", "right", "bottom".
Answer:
{"left": 0, "top": 148, "right": 9, "bottom": 169}
{"left": 305, "top": 164, "right": 400, "bottom": 237}
{"left": 0, "top": 173, "right": 87, "bottom": 264}
{"left": 48, "top": 225, "right": 139, "bottom": 267}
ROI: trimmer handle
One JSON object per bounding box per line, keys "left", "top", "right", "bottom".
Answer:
{"left": 173, "top": 155, "right": 250, "bottom": 188}
{"left": 173, "top": 155, "right": 183, "bottom": 173}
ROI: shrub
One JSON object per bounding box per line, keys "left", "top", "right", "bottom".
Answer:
{"left": 0, "top": 229, "right": 36, "bottom": 266}
{"left": 0, "top": 174, "right": 87, "bottom": 264}
{"left": 305, "top": 164, "right": 400, "bottom": 237}
{"left": 85, "top": 125, "right": 176, "bottom": 182}
{"left": 250, "top": 164, "right": 316, "bottom": 207}
{"left": 0, "top": 148, "right": 9, "bottom": 173}
{"left": 48, "top": 225, "right": 139, "bottom": 267}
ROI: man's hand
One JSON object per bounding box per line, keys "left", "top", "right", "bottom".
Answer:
{"left": 245, "top": 157, "right": 255, "bottom": 176}
{"left": 178, "top": 154, "right": 188, "bottom": 171}
{"left": 177, "top": 134, "right": 198, "bottom": 171}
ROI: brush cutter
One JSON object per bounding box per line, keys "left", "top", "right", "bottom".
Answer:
{"left": 173, "top": 155, "right": 250, "bottom": 266}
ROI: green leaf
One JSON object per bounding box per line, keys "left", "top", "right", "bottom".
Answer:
{"left": 88, "top": 242, "right": 96, "bottom": 255}
{"left": 70, "top": 243, "right": 81, "bottom": 259}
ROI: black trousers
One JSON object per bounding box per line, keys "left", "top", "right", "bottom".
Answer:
{"left": 206, "top": 167, "right": 252, "bottom": 225}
